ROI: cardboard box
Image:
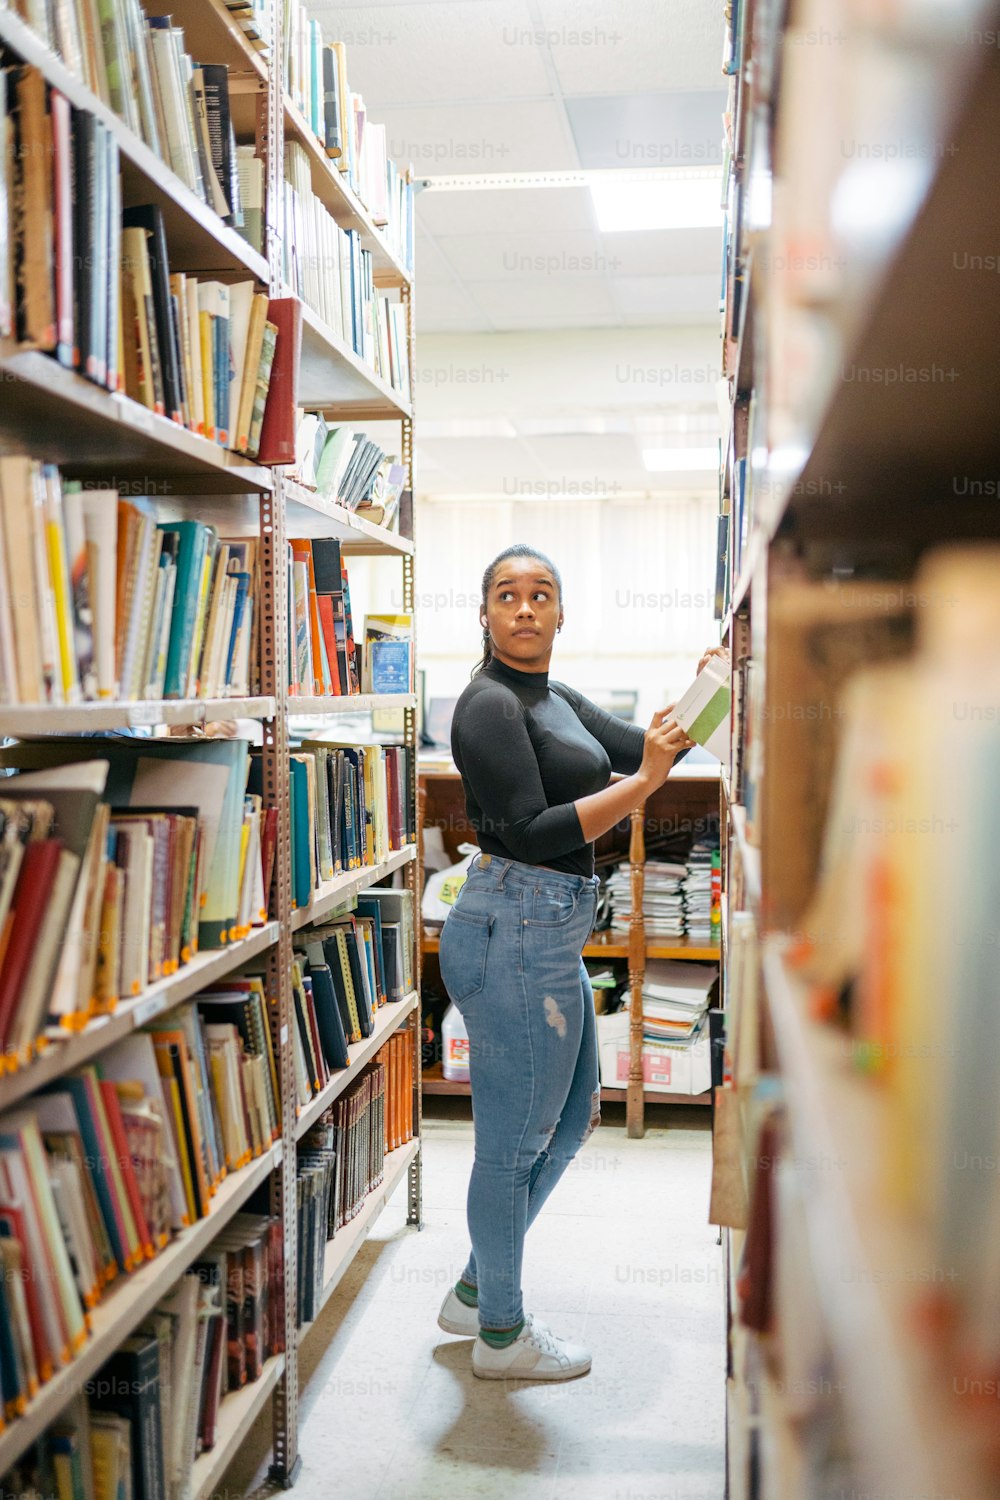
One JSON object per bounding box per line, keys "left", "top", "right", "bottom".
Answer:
{"left": 672, "top": 653, "right": 731, "bottom": 762}
{"left": 596, "top": 1011, "right": 712, "bottom": 1096}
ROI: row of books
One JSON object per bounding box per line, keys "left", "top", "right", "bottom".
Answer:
{"left": 0, "top": 468, "right": 261, "bottom": 707}
{"left": 0, "top": 985, "right": 279, "bottom": 1423}
{"left": 286, "top": 743, "right": 415, "bottom": 909}
{"left": 288, "top": 888, "right": 414, "bottom": 1109}
{"left": 292, "top": 417, "right": 408, "bottom": 529}
{"left": 0, "top": 70, "right": 281, "bottom": 449}
{"left": 3, "top": 1211, "right": 282, "bottom": 1498}
{"left": 791, "top": 555, "right": 999, "bottom": 1351}
{"left": 283, "top": 141, "right": 410, "bottom": 391}
{"left": 0, "top": 739, "right": 269, "bottom": 1035}
{"left": 284, "top": 535, "right": 413, "bottom": 700}
{"left": 284, "top": 11, "right": 414, "bottom": 271}
{"left": 228, "top": 0, "right": 269, "bottom": 58}
{"left": 0, "top": 757, "right": 275, "bottom": 1062}
{"left": 2, "top": 2, "right": 245, "bottom": 230}
{"left": 732, "top": 652, "right": 761, "bottom": 840}
{"left": 296, "top": 1033, "right": 414, "bottom": 1322}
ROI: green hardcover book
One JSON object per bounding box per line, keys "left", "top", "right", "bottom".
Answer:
{"left": 159, "top": 521, "right": 210, "bottom": 699}
{"left": 246, "top": 320, "right": 278, "bottom": 459}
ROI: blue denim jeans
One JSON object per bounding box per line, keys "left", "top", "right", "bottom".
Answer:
{"left": 438, "top": 852, "right": 601, "bottom": 1331}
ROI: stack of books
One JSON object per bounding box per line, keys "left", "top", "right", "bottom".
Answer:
{"left": 681, "top": 842, "right": 718, "bottom": 943}
{"left": 1, "top": 14, "right": 245, "bottom": 229}
{"left": 283, "top": 12, "right": 414, "bottom": 271}
{"left": 296, "top": 1032, "right": 414, "bottom": 1318}
{"left": 608, "top": 860, "right": 687, "bottom": 940}
{"left": 0, "top": 466, "right": 263, "bottom": 705}
{"left": 283, "top": 537, "right": 413, "bottom": 701}
{"left": 291, "top": 418, "right": 408, "bottom": 528}
{"left": 0, "top": 1211, "right": 282, "bottom": 1499}
{"left": 0, "top": 738, "right": 272, "bottom": 987}
{"left": 1, "top": 70, "right": 281, "bottom": 452}
{"left": 253, "top": 743, "right": 413, "bottom": 911}
{"left": 0, "top": 762, "right": 275, "bottom": 1065}
{"left": 289, "top": 890, "right": 414, "bottom": 1107}
{"left": 283, "top": 141, "right": 410, "bottom": 390}
{"left": 0, "top": 1014, "right": 281, "bottom": 1419}
{"left": 295, "top": 1123, "right": 339, "bottom": 1324}
{"left": 227, "top": 0, "right": 270, "bottom": 58}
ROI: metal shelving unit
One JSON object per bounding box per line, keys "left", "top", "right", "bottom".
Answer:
{"left": 0, "top": 0, "right": 419, "bottom": 1487}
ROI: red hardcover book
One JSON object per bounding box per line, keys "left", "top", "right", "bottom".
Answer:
{"left": 385, "top": 749, "right": 400, "bottom": 851}
{"left": 99, "top": 1080, "right": 154, "bottom": 1259}
{"left": 290, "top": 540, "right": 328, "bottom": 695}
{"left": 0, "top": 1197, "right": 51, "bottom": 1383}
{"left": 260, "top": 806, "right": 278, "bottom": 916}
{"left": 254, "top": 297, "right": 302, "bottom": 465}
{"left": 50, "top": 90, "right": 74, "bottom": 368}
{"left": 303, "top": 980, "right": 327, "bottom": 1092}
{"left": 0, "top": 840, "right": 62, "bottom": 1050}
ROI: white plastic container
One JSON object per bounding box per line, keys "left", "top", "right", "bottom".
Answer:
{"left": 441, "top": 1002, "right": 471, "bottom": 1083}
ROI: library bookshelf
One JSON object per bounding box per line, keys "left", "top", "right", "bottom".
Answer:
{"left": 716, "top": 2, "right": 1000, "bottom": 1498}
{"left": 0, "top": 0, "right": 418, "bottom": 1489}
{"left": 418, "top": 764, "right": 720, "bottom": 1135}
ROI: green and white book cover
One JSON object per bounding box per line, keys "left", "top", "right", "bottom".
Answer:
{"left": 673, "top": 655, "right": 731, "bottom": 761}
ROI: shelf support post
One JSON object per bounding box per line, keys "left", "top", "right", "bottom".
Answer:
{"left": 400, "top": 364, "right": 423, "bottom": 1225}
{"left": 260, "top": 0, "right": 299, "bottom": 1480}
{"left": 626, "top": 802, "right": 646, "bottom": 1138}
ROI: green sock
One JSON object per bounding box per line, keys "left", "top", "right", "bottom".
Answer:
{"left": 479, "top": 1318, "right": 525, "bottom": 1349}
{"left": 454, "top": 1278, "right": 478, "bottom": 1308}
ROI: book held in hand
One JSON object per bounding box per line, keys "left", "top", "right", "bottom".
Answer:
{"left": 672, "top": 651, "right": 732, "bottom": 762}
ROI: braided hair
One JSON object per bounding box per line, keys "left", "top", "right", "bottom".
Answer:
{"left": 471, "top": 544, "right": 564, "bottom": 679}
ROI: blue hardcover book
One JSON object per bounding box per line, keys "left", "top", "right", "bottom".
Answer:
{"left": 370, "top": 639, "right": 411, "bottom": 694}
{"left": 289, "top": 757, "right": 311, "bottom": 906}
{"left": 224, "top": 571, "right": 251, "bottom": 688}
{"left": 159, "top": 522, "right": 210, "bottom": 699}
{"left": 355, "top": 896, "right": 386, "bottom": 1003}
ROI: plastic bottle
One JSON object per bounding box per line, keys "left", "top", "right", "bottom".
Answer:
{"left": 441, "top": 1002, "right": 470, "bottom": 1083}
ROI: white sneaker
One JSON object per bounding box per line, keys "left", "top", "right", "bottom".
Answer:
{"left": 437, "top": 1286, "right": 479, "bottom": 1336}
{"left": 472, "top": 1313, "right": 592, "bottom": 1382}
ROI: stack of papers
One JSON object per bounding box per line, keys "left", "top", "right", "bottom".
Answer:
{"left": 607, "top": 860, "right": 686, "bottom": 939}
{"left": 682, "top": 842, "right": 716, "bottom": 942}
{"left": 638, "top": 959, "right": 718, "bottom": 1043}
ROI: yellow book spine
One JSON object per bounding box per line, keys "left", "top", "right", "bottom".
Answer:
{"left": 45, "top": 520, "right": 77, "bottom": 700}
{"left": 199, "top": 310, "right": 215, "bottom": 440}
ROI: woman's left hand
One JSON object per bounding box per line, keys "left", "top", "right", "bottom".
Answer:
{"left": 697, "top": 645, "right": 729, "bottom": 675}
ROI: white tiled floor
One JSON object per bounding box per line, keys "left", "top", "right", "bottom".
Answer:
{"left": 227, "top": 1104, "right": 725, "bottom": 1500}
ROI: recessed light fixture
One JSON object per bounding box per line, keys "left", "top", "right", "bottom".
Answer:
{"left": 591, "top": 174, "right": 724, "bottom": 233}
{"left": 642, "top": 446, "right": 719, "bottom": 472}
{"left": 416, "top": 166, "right": 724, "bottom": 234}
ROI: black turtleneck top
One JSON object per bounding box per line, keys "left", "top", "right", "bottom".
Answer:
{"left": 450, "top": 656, "right": 647, "bottom": 877}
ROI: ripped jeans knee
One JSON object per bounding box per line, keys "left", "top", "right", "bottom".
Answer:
{"left": 583, "top": 1086, "right": 601, "bottom": 1143}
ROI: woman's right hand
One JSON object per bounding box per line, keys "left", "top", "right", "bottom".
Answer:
{"left": 639, "top": 705, "right": 694, "bottom": 790}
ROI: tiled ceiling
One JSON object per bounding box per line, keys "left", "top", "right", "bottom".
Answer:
{"left": 313, "top": 0, "right": 728, "bottom": 334}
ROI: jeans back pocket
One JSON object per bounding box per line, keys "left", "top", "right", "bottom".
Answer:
{"left": 439, "top": 908, "right": 494, "bottom": 1004}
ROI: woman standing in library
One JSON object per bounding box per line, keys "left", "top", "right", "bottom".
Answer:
{"left": 437, "top": 543, "right": 711, "bottom": 1381}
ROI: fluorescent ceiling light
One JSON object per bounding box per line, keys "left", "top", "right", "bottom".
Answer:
{"left": 513, "top": 415, "right": 632, "bottom": 437}
{"left": 634, "top": 410, "right": 719, "bottom": 436}
{"left": 591, "top": 176, "right": 724, "bottom": 232}
{"left": 642, "top": 446, "right": 718, "bottom": 472}
{"left": 418, "top": 418, "right": 517, "bottom": 438}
